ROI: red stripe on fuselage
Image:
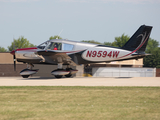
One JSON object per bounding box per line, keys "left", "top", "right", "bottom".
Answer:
{"left": 16, "top": 47, "right": 37, "bottom": 51}
{"left": 10, "top": 47, "right": 37, "bottom": 55}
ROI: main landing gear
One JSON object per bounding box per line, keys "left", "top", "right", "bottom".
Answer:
{"left": 51, "top": 63, "right": 78, "bottom": 78}
{"left": 19, "top": 63, "right": 78, "bottom": 79}
{"left": 20, "top": 64, "right": 39, "bottom": 78}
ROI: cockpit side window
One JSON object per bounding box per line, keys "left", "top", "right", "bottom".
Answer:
{"left": 46, "top": 42, "right": 62, "bottom": 50}
{"left": 62, "top": 43, "right": 74, "bottom": 51}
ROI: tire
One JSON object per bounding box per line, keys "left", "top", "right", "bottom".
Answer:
{"left": 22, "top": 75, "right": 30, "bottom": 78}
{"left": 54, "top": 75, "right": 63, "bottom": 78}
{"left": 65, "top": 74, "right": 72, "bottom": 78}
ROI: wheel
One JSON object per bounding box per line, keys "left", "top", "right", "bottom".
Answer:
{"left": 65, "top": 74, "right": 72, "bottom": 78}
{"left": 54, "top": 75, "right": 63, "bottom": 78}
{"left": 22, "top": 75, "right": 30, "bottom": 78}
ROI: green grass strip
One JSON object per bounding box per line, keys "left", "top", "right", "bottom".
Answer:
{"left": 0, "top": 86, "right": 160, "bottom": 120}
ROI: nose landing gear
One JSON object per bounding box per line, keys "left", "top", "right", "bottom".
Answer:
{"left": 20, "top": 64, "right": 39, "bottom": 78}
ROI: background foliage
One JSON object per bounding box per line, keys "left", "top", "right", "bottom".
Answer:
{"left": 49, "top": 35, "right": 62, "bottom": 40}
{"left": 8, "top": 36, "right": 36, "bottom": 51}
{"left": 0, "top": 47, "right": 8, "bottom": 52}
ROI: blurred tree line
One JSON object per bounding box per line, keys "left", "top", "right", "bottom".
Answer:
{"left": 0, "top": 34, "right": 159, "bottom": 68}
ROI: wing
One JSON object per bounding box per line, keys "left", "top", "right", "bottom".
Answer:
{"left": 36, "top": 50, "right": 82, "bottom": 66}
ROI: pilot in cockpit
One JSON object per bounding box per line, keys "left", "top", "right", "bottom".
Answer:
{"left": 53, "top": 43, "right": 58, "bottom": 50}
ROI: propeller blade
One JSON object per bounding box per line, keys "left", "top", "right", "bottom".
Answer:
{"left": 10, "top": 50, "right": 16, "bottom": 71}
{"left": 13, "top": 55, "right": 16, "bottom": 71}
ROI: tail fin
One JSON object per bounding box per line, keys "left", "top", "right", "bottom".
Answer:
{"left": 122, "top": 25, "right": 152, "bottom": 53}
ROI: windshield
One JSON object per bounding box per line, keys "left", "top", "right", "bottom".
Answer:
{"left": 37, "top": 42, "right": 48, "bottom": 49}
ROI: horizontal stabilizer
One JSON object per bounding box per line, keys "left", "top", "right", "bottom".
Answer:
{"left": 131, "top": 53, "right": 151, "bottom": 57}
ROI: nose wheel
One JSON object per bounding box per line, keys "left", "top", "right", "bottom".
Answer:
{"left": 20, "top": 64, "right": 38, "bottom": 78}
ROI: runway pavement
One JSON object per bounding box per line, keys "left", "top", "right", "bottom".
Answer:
{"left": 0, "top": 77, "right": 159, "bottom": 86}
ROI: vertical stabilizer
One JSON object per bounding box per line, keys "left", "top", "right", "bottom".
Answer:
{"left": 122, "top": 25, "right": 152, "bottom": 53}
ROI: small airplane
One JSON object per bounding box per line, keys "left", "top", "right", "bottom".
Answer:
{"left": 10, "top": 25, "right": 152, "bottom": 78}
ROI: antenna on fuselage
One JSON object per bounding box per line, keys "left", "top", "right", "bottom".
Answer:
{"left": 56, "top": 29, "right": 63, "bottom": 39}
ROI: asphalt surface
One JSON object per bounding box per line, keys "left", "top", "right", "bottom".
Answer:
{"left": 0, "top": 77, "right": 159, "bottom": 86}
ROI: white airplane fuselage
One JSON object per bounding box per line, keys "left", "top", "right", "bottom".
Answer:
{"left": 14, "top": 40, "right": 137, "bottom": 65}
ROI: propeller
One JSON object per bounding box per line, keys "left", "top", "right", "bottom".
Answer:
{"left": 10, "top": 38, "right": 16, "bottom": 71}
{"left": 10, "top": 50, "right": 16, "bottom": 71}
{"left": 13, "top": 54, "right": 16, "bottom": 71}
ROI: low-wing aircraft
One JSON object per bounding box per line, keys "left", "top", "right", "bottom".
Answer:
{"left": 10, "top": 25, "right": 152, "bottom": 78}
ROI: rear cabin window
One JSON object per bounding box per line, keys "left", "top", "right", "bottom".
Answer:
{"left": 62, "top": 43, "right": 74, "bottom": 51}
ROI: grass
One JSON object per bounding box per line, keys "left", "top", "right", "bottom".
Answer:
{"left": 0, "top": 86, "right": 160, "bottom": 120}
